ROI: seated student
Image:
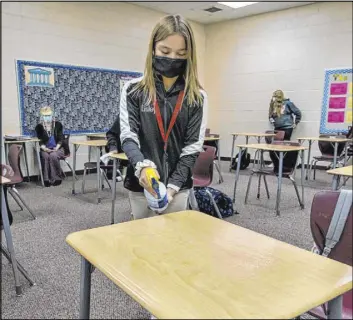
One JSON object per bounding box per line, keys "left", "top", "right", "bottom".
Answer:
{"left": 35, "top": 106, "right": 68, "bottom": 187}
{"left": 1, "top": 164, "right": 14, "bottom": 227}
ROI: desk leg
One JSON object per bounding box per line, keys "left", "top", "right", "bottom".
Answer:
{"left": 328, "top": 295, "right": 342, "bottom": 319}
{"left": 23, "top": 143, "right": 30, "bottom": 182}
{"left": 300, "top": 150, "right": 305, "bottom": 208}
{"left": 72, "top": 145, "right": 78, "bottom": 195}
{"left": 332, "top": 175, "right": 339, "bottom": 190}
{"left": 232, "top": 147, "right": 242, "bottom": 214}
{"left": 1, "top": 186, "right": 22, "bottom": 296}
{"left": 229, "top": 135, "right": 236, "bottom": 172}
{"left": 344, "top": 142, "right": 348, "bottom": 165}
{"left": 276, "top": 152, "right": 284, "bottom": 216}
{"left": 333, "top": 142, "right": 338, "bottom": 169}
{"left": 306, "top": 140, "right": 312, "bottom": 180}
{"left": 35, "top": 142, "right": 45, "bottom": 187}
{"left": 79, "top": 257, "right": 92, "bottom": 320}
{"left": 97, "top": 148, "right": 101, "bottom": 204}
{"left": 218, "top": 139, "right": 223, "bottom": 183}
{"left": 111, "top": 159, "right": 117, "bottom": 224}
{"left": 88, "top": 146, "right": 91, "bottom": 163}
{"left": 4, "top": 144, "right": 9, "bottom": 164}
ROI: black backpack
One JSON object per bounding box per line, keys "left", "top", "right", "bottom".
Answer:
{"left": 231, "top": 150, "right": 250, "bottom": 170}
{"left": 193, "top": 187, "right": 235, "bottom": 218}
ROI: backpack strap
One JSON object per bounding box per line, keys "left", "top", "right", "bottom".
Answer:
{"left": 322, "top": 190, "right": 352, "bottom": 257}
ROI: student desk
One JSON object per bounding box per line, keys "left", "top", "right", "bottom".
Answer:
{"left": 4, "top": 138, "right": 44, "bottom": 187}
{"left": 66, "top": 210, "right": 352, "bottom": 320}
{"left": 1, "top": 176, "right": 35, "bottom": 295}
{"left": 233, "top": 143, "right": 307, "bottom": 216}
{"left": 326, "top": 165, "right": 353, "bottom": 190}
{"left": 229, "top": 132, "right": 276, "bottom": 172}
{"left": 297, "top": 136, "right": 352, "bottom": 180}
{"left": 204, "top": 136, "right": 223, "bottom": 183}
{"left": 86, "top": 133, "right": 106, "bottom": 162}
{"left": 109, "top": 152, "right": 128, "bottom": 224}
{"left": 71, "top": 140, "right": 107, "bottom": 204}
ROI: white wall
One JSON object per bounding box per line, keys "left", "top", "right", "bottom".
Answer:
{"left": 1, "top": 2, "right": 206, "bottom": 175}
{"left": 205, "top": 2, "right": 353, "bottom": 158}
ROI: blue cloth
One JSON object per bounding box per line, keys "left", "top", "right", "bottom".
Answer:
{"left": 46, "top": 135, "right": 57, "bottom": 149}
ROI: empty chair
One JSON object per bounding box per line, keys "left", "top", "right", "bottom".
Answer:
{"left": 203, "top": 130, "right": 223, "bottom": 183}
{"left": 192, "top": 145, "right": 223, "bottom": 219}
{"left": 305, "top": 190, "right": 352, "bottom": 319}
{"left": 7, "top": 144, "right": 36, "bottom": 220}
{"left": 81, "top": 162, "right": 112, "bottom": 194}
{"left": 310, "top": 135, "right": 346, "bottom": 180}
{"left": 245, "top": 141, "right": 304, "bottom": 209}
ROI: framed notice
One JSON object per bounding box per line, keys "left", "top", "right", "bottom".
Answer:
{"left": 320, "top": 68, "right": 353, "bottom": 134}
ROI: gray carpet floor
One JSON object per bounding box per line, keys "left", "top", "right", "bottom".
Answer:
{"left": 2, "top": 162, "right": 351, "bottom": 319}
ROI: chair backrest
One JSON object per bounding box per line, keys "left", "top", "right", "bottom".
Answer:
{"left": 273, "top": 130, "right": 285, "bottom": 141}
{"left": 318, "top": 134, "right": 346, "bottom": 157}
{"left": 7, "top": 144, "right": 23, "bottom": 182}
{"left": 269, "top": 141, "right": 300, "bottom": 174}
{"left": 192, "top": 145, "right": 216, "bottom": 185}
{"left": 310, "top": 191, "right": 352, "bottom": 266}
{"left": 309, "top": 191, "right": 352, "bottom": 319}
{"left": 62, "top": 133, "right": 71, "bottom": 156}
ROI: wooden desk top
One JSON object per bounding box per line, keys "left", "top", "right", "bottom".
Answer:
{"left": 236, "top": 143, "right": 307, "bottom": 152}
{"left": 204, "top": 136, "right": 220, "bottom": 141}
{"left": 72, "top": 140, "right": 107, "bottom": 147}
{"left": 0, "top": 176, "right": 11, "bottom": 185}
{"left": 326, "top": 165, "right": 353, "bottom": 177}
{"left": 86, "top": 133, "right": 106, "bottom": 139}
{"left": 231, "top": 132, "right": 276, "bottom": 137}
{"left": 298, "top": 137, "right": 352, "bottom": 143}
{"left": 66, "top": 211, "right": 352, "bottom": 319}
{"left": 4, "top": 138, "right": 39, "bottom": 144}
{"left": 109, "top": 153, "right": 128, "bottom": 161}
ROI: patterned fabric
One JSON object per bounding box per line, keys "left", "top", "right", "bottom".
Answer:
{"left": 194, "top": 187, "right": 234, "bottom": 218}
{"left": 17, "top": 60, "right": 142, "bottom": 135}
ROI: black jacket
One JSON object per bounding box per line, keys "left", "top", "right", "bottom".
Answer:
{"left": 35, "top": 121, "right": 69, "bottom": 156}
{"left": 120, "top": 75, "right": 207, "bottom": 192}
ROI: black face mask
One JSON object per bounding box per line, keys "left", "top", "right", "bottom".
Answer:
{"left": 152, "top": 56, "right": 187, "bottom": 78}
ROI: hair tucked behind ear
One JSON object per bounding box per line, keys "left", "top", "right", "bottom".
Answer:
{"left": 132, "top": 14, "right": 203, "bottom": 106}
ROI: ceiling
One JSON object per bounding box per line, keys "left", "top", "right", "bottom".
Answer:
{"left": 129, "top": 1, "right": 314, "bottom": 24}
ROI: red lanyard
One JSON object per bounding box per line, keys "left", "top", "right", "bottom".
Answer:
{"left": 154, "top": 91, "right": 184, "bottom": 151}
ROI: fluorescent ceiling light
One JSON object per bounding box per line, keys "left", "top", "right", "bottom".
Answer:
{"left": 218, "top": 2, "right": 258, "bottom": 9}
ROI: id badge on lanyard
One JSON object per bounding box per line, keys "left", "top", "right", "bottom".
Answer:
{"left": 154, "top": 91, "right": 184, "bottom": 183}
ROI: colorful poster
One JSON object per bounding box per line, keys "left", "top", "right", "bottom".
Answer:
{"left": 328, "top": 111, "right": 345, "bottom": 123}
{"left": 330, "top": 83, "right": 348, "bottom": 95}
{"left": 346, "top": 110, "right": 352, "bottom": 123}
{"left": 348, "top": 96, "right": 352, "bottom": 109}
{"left": 349, "top": 82, "right": 352, "bottom": 95}
{"left": 329, "top": 97, "right": 346, "bottom": 109}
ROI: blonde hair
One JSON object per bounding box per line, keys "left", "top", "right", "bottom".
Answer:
{"left": 269, "top": 90, "right": 285, "bottom": 118}
{"left": 133, "top": 14, "right": 203, "bottom": 106}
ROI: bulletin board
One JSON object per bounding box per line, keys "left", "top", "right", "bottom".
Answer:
{"left": 16, "top": 60, "right": 142, "bottom": 136}
{"left": 320, "top": 67, "right": 352, "bottom": 134}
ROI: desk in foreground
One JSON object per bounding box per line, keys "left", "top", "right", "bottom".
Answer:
{"left": 66, "top": 211, "right": 352, "bottom": 319}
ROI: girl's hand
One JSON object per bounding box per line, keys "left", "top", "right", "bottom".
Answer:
{"left": 139, "top": 167, "right": 160, "bottom": 197}
{"left": 167, "top": 188, "right": 177, "bottom": 203}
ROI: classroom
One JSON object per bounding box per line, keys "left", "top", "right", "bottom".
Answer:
{"left": 1, "top": 1, "right": 352, "bottom": 319}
